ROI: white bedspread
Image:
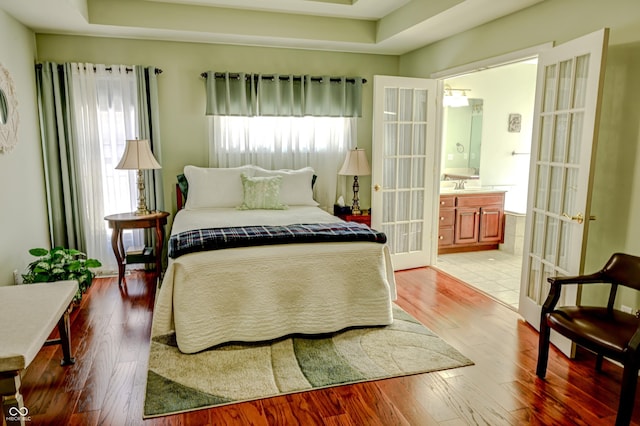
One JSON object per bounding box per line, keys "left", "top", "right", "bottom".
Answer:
{"left": 152, "top": 206, "right": 396, "bottom": 353}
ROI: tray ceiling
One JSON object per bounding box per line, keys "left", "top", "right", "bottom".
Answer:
{"left": 0, "top": 0, "right": 543, "bottom": 54}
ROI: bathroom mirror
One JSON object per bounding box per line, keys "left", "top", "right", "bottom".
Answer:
{"left": 441, "top": 98, "right": 483, "bottom": 180}
{"left": 0, "top": 62, "right": 19, "bottom": 153}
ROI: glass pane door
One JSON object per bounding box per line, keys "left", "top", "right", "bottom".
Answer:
{"left": 372, "top": 76, "right": 437, "bottom": 270}
{"left": 519, "top": 29, "right": 609, "bottom": 356}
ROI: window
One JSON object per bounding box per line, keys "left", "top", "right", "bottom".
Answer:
{"left": 205, "top": 72, "right": 364, "bottom": 211}
{"left": 70, "top": 65, "right": 143, "bottom": 270}
{"left": 209, "top": 115, "right": 356, "bottom": 211}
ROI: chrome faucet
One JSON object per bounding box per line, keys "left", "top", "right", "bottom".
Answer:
{"left": 454, "top": 179, "right": 466, "bottom": 190}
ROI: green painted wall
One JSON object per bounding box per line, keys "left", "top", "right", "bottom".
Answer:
{"left": 35, "top": 35, "right": 399, "bottom": 215}
{"left": 0, "top": 10, "right": 50, "bottom": 285}
{"left": 399, "top": 0, "right": 640, "bottom": 307}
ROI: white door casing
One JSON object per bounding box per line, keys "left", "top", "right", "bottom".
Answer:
{"left": 371, "top": 76, "right": 438, "bottom": 271}
{"left": 518, "top": 28, "right": 609, "bottom": 356}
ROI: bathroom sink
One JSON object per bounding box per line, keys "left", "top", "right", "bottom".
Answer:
{"left": 440, "top": 187, "right": 503, "bottom": 194}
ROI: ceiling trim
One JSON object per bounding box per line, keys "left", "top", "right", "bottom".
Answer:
{"left": 430, "top": 42, "right": 554, "bottom": 79}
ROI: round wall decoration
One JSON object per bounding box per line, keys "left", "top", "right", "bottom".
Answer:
{"left": 0, "top": 63, "right": 19, "bottom": 153}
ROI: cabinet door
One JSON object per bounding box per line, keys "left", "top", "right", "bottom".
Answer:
{"left": 438, "top": 208, "right": 455, "bottom": 227}
{"left": 438, "top": 227, "right": 454, "bottom": 246}
{"left": 455, "top": 207, "right": 479, "bottom": 244}
{"left": 479, "top": 206, "right": 504, "bottom": 242}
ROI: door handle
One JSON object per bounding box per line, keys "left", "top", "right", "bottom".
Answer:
{"left": 561, "top": 212, "right": 596, "bottom": 224}
{"left": 562, "top": 212, "right": 584, "bottom": 224}
{"left": 374, "top": 184, "right": 381, "bottom": 192}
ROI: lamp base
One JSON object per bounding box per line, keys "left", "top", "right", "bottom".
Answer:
{"left": 134, "top": 207, "right": 151, "bottom": 216}
{"left": 351, "top": 175, "right": 361, "bottom": 215}
{"left": 135, "top": 169, "right": 151, "bottom": 216}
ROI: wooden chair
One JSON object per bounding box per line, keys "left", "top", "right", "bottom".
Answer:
{"left": 536, "top": 253, "right": 640, "bottom": 426}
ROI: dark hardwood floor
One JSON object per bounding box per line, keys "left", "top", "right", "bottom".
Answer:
{"left": 18, "top": 268, "right": 640, "bottom": 425}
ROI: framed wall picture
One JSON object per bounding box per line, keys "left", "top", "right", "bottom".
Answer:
{"left": 508, "top": 113, "right": 521, "bottom": 133}
{"left": 0, "top": 62, "right": 19, "bottom": 153}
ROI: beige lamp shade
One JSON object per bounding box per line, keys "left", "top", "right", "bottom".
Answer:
{"left": 338, "top": 147, "right": 371, "bottom": 176}
{"left": 115, "top": 139, "right": 161, "bottom": 215}
{"left": 115, "top": 139, "right": 161, "bottom": 170}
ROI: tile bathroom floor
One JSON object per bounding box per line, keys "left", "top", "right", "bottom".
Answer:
{"left": 436, "top": 249, "right": 522, "bottom": 310}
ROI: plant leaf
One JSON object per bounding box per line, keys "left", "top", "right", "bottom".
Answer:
{"left": 85, "top": 259, "right": 102, "bottom": 268}
{"left": 29, "top": 248, "right": 49, "bottom": 257}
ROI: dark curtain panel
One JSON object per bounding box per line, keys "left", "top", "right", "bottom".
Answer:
{"left": 135, "top": 66, "right": 165, "bottom": 213}
{"left": 35, "top": 62, "right": 85, "bottom": 250}
{"left": 204, "top": 72, "right": 363, "bottom": 117}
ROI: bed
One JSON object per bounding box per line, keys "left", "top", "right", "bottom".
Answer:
{"left": 152, "top": 165, "right": 396, "bottom": 354}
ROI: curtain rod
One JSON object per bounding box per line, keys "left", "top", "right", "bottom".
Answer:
{"left": 35, "top": 63, "right": 163, "bottom": 74}
{"left": 200, "top": 72, "right": 366, "bottom": 84}
{"left": 103, "top": 66, "right": 163, "bottom": 75}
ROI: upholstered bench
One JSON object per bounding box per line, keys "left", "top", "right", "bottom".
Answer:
{"left": 0, "top": 280, "right": 78, "bottom": 426}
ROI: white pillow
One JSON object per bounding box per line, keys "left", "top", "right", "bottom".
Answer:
{"left": 253, "top": 166, "right": 318, "bottom": 206}
{"left": 183, "top": 165, "right": 255, "bottom": 209}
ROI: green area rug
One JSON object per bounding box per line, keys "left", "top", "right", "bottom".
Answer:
{"left": 144, "top": 304, "right": 473, "bottom": 418}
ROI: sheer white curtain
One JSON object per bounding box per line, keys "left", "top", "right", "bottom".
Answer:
{"left": 69, "top": 63, "right": 142, "bottom": 272}
{"left": 209, "top": 115, "right": 355, "bottom": 211}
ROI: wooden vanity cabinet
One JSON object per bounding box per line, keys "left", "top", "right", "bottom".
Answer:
{"left": 437, "top": 195, "right": 455, "bottom": 247}
{"left": 438, "top": 192, "right": 505, "bottom": 254}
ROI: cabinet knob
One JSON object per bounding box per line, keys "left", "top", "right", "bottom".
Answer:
{"left": 440, "top": 217, "right": 444, "bottom": 220}
{"left": 441, "top": 201, "right": 445, "bottom": 205}
{"left": 439, "top": 235, "right": 444, "bottom": 240}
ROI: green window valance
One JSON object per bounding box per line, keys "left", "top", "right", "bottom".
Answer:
{"left": 204, "top": 72, "right": 363, "bottom": 117}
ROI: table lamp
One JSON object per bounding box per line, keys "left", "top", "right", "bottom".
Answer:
{"left": 338, "top": 147, "right": 371, "bottom": 215}
{"left": 115, "top": 139, "right": 161, "bottom": 215}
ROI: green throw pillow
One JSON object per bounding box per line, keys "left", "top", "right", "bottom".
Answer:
{"left": 238, "top": 173, "right": 288, "bottom": 210}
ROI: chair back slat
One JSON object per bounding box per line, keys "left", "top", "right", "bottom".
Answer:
{"left": 602, "top": 253, "right": 640, "bottom": 291}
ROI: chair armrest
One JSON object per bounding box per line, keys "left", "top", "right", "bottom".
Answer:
{"left": 542, "top": 272, "right": 606, "bottom": 315}
{"left": 547, "top": 271, "right": 605, "bottom": 286}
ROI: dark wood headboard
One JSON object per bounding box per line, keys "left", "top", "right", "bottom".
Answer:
{"left": 176, "top": 183, "right": 185, "bottom": 211}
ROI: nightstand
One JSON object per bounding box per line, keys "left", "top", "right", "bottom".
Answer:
{"left": 104, "top": 211, "right": 169, "bottom": 286}
{"left": 335, "top": 205, "right": 372, "bottom": 227}
{"left": 343, "top": 214, "right": 371, "bottom": 227}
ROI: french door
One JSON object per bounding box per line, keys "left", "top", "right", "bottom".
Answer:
{"left": 518, "top": 28, "right": 609, "bottom": 356}
{"left": 371, "top": 76, "right": 438, "bottom": 270}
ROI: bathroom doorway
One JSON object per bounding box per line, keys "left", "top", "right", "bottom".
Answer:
{"left": 435, "top": 58, "right": 538, "bottom": 310}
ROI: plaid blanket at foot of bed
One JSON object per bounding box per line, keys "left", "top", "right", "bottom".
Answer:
{"left": 168, "top": 222, "right": 387, "bottom": 259}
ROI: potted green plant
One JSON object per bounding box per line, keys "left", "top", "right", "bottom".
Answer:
{"left": 22, "top": 247, "right": 102, "bottom": 302}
